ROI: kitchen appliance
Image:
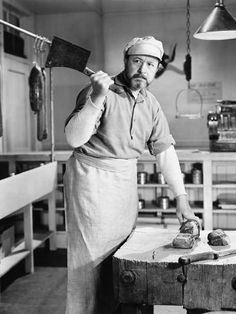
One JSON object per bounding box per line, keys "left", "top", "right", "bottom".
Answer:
{"left": 207, "top": 100, "right": 236, "bottom": 151}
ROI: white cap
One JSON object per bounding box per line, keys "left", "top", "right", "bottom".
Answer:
{"left": 124, "top": 36, "right": 164, "bottom": 60}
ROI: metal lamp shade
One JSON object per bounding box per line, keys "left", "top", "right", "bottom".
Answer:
{"left": 194, "top": 1, "right": 236, "bottom": 40}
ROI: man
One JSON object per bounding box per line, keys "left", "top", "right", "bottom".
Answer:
{"left": 64, "top": 36, "right": 198, "bottom": 314}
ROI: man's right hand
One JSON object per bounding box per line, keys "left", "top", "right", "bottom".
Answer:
{"left": 90, "top": 71, "right": 113, "bottom": 104}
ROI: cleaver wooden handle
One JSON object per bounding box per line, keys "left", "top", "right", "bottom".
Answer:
{"left": 83, "top": 67, "right": 118, "bottom": 91}
{"left": 83, "top": 67, "right": 95, "bottom": 76}
{"left": 178, "top": 251, "right": 218, "bottom": 265}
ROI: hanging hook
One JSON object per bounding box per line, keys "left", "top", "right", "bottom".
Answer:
{"left": 175, "top": 88, "right": 203, "bottom": 119}
{"left": 33, "top": 36, "right": 39, "bottom": 64}
{"left": 39, "top": 36, "right": 47, "bottom": 52}
{"left": 33, "top": 36, "right": 37, "bottom": 51}
{"left": 33, "top": 35, "right": 41, "bottom": 51}
{"left": 39, "top": 37, "right": 47, "bottom": 67}
{"left": 174, "top": 0, "right": 203, "bottom": 119}
{"left": 33, "top": 35, "right": 42, "bottom": 64}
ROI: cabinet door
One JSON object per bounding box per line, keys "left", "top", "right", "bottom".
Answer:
{"left": 2, "top": 55, "right": 32, "bottom": 152}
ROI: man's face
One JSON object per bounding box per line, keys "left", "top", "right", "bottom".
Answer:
{"left": 124, "top": 55, "right": 159, "bottom": 91}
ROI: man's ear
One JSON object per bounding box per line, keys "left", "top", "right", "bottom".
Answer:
{"left": 124, "top": 55, "right": 129, "bottom": 68}
{"left": 155, "top": 63, "right": 164, "bottom": 78}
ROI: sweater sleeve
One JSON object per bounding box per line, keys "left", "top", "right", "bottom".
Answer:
{"left": 155, "top": 145, "right": 186, "bottom": 197}
{"left": 65, "top": 93, "right": 105, "bottom": 148}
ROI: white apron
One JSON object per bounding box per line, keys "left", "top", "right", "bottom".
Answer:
{"left": 64, "top": 152, "right": 138, "bottom": 314}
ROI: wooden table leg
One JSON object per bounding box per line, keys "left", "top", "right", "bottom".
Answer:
{"left": 120, "top": 304, "right": 154, "bottom": 314}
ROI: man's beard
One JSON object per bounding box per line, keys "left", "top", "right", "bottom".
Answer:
{"left": 124, "top": 71, "right": 149, "bottom": 90}
{"left": 131, "top": 74, "right": 148, "bottom": 90}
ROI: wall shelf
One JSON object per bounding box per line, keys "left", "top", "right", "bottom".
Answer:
{"left": 138, "top": 183, "right": 204, "bottom": 188}
{"left": 1, "top": 231, "right": 53, "bottom": 277}
{"left": 1, "top": 149, "right": 236, "bottom": 248}
{"left": 139, "top": 207, "right": 204, "bottom": 214}
{"left": 213, "top": 184, "right": 236, "bottom": 188}
{"left": 0, "top": 162, "right": 57, "bottom": 281}
{"left": 213, "top": 209, "right": 236, "bottom": 214}
{"left": 138, "top": 149, "right": 236, "bottom": 230}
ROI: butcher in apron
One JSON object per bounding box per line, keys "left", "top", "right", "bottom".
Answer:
{"left": 64, "top": 36, "right": 198, "bottom": 314}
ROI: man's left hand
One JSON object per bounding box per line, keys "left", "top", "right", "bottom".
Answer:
{"left": 175, "top": 194, "right": 201, "bottom": 226}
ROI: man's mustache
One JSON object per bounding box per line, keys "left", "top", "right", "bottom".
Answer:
{"left": 132, "top": 74, "right": 147, "bottom": 80}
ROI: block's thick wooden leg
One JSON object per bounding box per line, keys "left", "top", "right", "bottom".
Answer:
{"left": 120, "top": 304, "right": 154, "bottom": 314}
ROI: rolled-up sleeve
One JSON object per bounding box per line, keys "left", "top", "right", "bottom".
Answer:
{"left": 147, "top": 102, "right": 175, "bottom": 155}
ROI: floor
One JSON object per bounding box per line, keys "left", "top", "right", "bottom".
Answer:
{"left": 0, "top": 248, "right": 187, "bottom": 314}
{"left": 0, "top": 267, "right": 67, "bottom": 314}
{"left": 0, "top": 267, "right": 186, "bottom": 314}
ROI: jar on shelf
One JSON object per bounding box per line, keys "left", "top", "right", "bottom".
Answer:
{"left": 138, "top": 199, "right": 146, "bottom": 210}
{"left": 158, "top": 196, "right": 170, "bottom": 209}
{"left": 192, "top": 168, "right": 202, "bottom": 184}
{"left": 191, "top": 163, "right": 203, "bottom": 184}
{"left": 137, "top": 172, "right": 148, "bottom": 184}
{"left": 157, "top": 172, "right": 166, "bottom": 184}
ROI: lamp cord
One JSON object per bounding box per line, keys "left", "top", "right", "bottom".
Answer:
{"left": 185, "top": 0, "right": 191, "bottom": 87}
{"left": 186, "top": 0, "right": 191, "bottom": 56}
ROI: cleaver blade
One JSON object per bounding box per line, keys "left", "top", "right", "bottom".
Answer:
{"left": 45, "top": 36, "right": 95, "bottom": 76}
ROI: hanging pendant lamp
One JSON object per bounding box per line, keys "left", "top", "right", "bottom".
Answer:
{"left": 194, "top": 0, "right": 236, "bottom": 40}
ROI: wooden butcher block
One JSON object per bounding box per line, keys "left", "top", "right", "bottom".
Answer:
{"left": 113, "top": 226, "right": 236, "bottom": 312}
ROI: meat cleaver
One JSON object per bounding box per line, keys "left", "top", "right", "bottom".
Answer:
{"left": 179, "top": 248, "right": 236, "bottom": 265}
{"left": 45, "top": 36, "right": 95, "bottom": 76}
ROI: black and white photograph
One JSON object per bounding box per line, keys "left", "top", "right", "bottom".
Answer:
{"left": 1, "top": 1, "right": 236, "bottom": 313}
